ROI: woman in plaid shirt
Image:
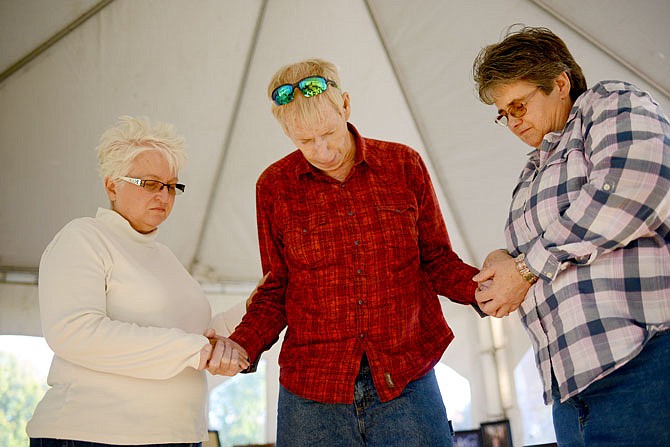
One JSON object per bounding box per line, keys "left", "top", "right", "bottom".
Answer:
{"left": 472, "top": 26, "right": 670, "bottom": 446}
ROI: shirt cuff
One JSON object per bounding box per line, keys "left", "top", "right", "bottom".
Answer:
{"left": 189, "top": 350, "right": 203, "bottom": 370}
{"left": 471, "top": 303, "right": 488, "bottom": 318}
{"left": 240, "top": 354, "right": 262, "bottom": 374}
{"left": 526, "top": 239, "right": 563, "bottom": 282}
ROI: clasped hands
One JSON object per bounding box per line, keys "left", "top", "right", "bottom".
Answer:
{"left": 472, "top": 249, "right": 532, "bottom": 318}
{"left": 196, "top": 272, "right": 268, "bottom": 375}
{"left": 197, "top": 329, "right": 250, "bottom": 376}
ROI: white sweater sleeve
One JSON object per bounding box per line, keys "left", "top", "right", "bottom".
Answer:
{"left": 39, "top": 220, "right": 208, "bottom": 380}
{"left": 211, "top": 301, "right": 248, "bottom": 337}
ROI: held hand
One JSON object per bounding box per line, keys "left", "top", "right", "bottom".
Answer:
{"left": 197, "top": 335, "right": 213, "bottom": 371}
{"left": 474, "top": 250, "right": 512, "bottom": 287}
{"left": 197, "top": 328, "right": 219, "bottom": 371}
{"left": 474, "top": 249, "right": 511, "bottom": 286}
{"left": 206, "top": 335, "right": 250, "bottom": 376}
{"left": 473, "top": 256, "right": 531, "bottom": 318}
{"left": 482, "top": 249, "right": 512, "bottom": 269}
{"left": 472, "top": 249, "right": 512, "bottom": 294}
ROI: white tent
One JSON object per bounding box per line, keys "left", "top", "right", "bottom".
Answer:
{"left": 1, "top": 0, "right": 668, "bottom": 444}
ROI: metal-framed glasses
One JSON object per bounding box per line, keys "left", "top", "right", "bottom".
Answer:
{"left": 495, "top": 86, "right": 541, "bottom": 127}
{"left": 119, "top": 176, "right": 186, "bottom": 195}
{"left": 271, "top": 75, "right": 339, "bottom": 106}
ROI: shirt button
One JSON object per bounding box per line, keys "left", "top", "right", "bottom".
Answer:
{"left": 354, "top": 240, "right": 360, "bottom": 245}
{"left": 341, "top": 183, "right": 346, "bottom": 188}
{"left": 546, "top": 272, "right": 553, "bottom": 278}
{"left": 359, "top": 333, "right": 365, "bottom": 339}
{"left": 357, "top": 269, "right": 363, "bottom": 274}
{"left": 603, "top": 183, "right": 611, "bottom": 191}
{"left": 358, "top": 299, "right": 364, "bottom": 305}
{"left": 348, "top": 211, "right": 354, "bottom": 216}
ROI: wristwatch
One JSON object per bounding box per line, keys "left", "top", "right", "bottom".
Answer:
{"left": 515, "top": 253, "right": 538, "bottom": 284}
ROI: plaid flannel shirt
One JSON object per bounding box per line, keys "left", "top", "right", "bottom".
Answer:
{"left": 230, "top": 123, "right": 478, "bottom": 403}
{"left": 506, "top": 80, "right": 670, "bottom": 403}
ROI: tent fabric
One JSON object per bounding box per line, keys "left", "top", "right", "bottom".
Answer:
{"left": 2, "top": 0, "right": 668, "bottom": 280}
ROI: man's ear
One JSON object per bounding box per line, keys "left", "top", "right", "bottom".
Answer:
{"left": 341, "top": 91, "right": 351, "bottom": 120}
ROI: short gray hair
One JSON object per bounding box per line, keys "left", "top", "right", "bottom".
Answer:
{"left": 472, "top": 25, "right": 587, "bottom": 104}
{"left": 96, "top": 116, "right": 187, "bottom": 180}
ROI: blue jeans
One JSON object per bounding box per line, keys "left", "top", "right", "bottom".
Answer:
{"left": 552, "top": 330, "right": 670, "bottom": 447}
{"left": 30, "top": 439, "right": 201, "bottom": 447}
{"left": 276, "top": 356, "right": 453, "bottom": 447}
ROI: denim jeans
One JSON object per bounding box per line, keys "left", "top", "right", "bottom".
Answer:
{"left": 276, "top": 356, "right": 453, "bottom": 447}
{"left": 30, "top": 439, "right": 201, "bottom": 447}
{"left": 551, "top": 330, "right": 670, "bottom": 447}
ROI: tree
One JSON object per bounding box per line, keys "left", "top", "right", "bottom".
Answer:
{"left": 209, "top": 360, "right": 267, "bottom": 447}
{"left": 0, "top": 352, "right": 47, "bottom": 447}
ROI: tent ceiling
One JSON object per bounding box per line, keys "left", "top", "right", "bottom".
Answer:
{"left": 534, "top": 0, "right": 669, "bottom": 95}
{"left": 1, "top": 0, "right": 669, "bottom": 287}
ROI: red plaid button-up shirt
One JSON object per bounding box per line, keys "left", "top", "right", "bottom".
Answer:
{"left": 229, "top": 124, "right": 479, "bottom": 403}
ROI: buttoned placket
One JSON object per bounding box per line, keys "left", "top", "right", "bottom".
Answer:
{"left": 339, "top": 179, "right": 369, "bottom": 344}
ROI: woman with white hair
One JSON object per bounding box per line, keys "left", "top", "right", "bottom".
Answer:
{"left": 27, "top": 116, "right": 249, "bottom": 447}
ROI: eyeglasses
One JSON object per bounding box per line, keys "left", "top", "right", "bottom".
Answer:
{"left": 119, "top": 176, "right": 186, "bottom": 195}
{"left": 271, "top": 75, "right": 339, "bottom": 106}
{"left": 495, "top": 86, "right": 541, "bottom": 127}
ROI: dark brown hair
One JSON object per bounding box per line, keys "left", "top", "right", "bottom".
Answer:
{"left": 473, "top": 25, "right": 587, "bottom": 104}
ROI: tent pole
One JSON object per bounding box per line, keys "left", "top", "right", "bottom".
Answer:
{"left": 478, "top": 317, "right": 506, "bottom": 420}
{"left": 0, "top": 0, "right": 115, "bottom": 85}
{"left": 363, "top": 0, "right": 479, "bottom": 265}
{"left": 188, "top": 0, "right": 269, "bottom": 274}
{"left": 530, "top": 0, "right": 669, "bottom": 99}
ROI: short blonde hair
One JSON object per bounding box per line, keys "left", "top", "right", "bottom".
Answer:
{"left": 96, "top": 116, "right": 187, "bottom": 181}
{"left": 268, "top": 58, "right": 345, "bottom": 128}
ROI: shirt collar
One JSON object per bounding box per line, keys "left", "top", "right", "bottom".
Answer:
{"left": 96, "top": 207, "right": 159, "bottom": 243}
{"left": 538, "top": 90, "right": 587, "bottom": 152}
{"left": 534, "top": 94, "right": 586, "bottom": 165}
{"left": 294, "top": 122, "right": 377, "bottom": 180}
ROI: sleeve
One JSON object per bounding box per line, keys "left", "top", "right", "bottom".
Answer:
{"left": 210, "top": 302, "right": 247, "bottom": 337}
{"left": 526, "top": 85, "right": 670, "bottom": 280}
{"left": 38, "top": 221, "right": 208, "bottom": 380}
{"left": 409, "top": 151, "right": 480, "bottom": 306}
{"left": 228, "top": 174, "right": 288, "bottom": 362}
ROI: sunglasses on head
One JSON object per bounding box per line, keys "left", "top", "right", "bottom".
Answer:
{"left": 271, "top": 75, "right": 339, "bottom": 106}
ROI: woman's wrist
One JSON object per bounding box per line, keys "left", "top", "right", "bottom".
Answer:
{"left": 515, "top": 253, "right": 538, "bottom": 284}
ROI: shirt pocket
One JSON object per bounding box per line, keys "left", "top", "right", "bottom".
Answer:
{"left": 532, "top": 147, "right": 587, "bottom": 230}
{"left": 375, "top": 203, "right": 419, "bottom": 249}
{"left": 283, "top": 212, "right": 330, "bottom": 268}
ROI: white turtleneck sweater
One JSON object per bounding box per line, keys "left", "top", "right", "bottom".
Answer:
{"left": 27, "top": 208, "right": 212, "bottom": 444}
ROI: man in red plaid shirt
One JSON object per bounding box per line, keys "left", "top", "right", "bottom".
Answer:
{"left": 228, "top": 58, "right": 481, "bottom": 447}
